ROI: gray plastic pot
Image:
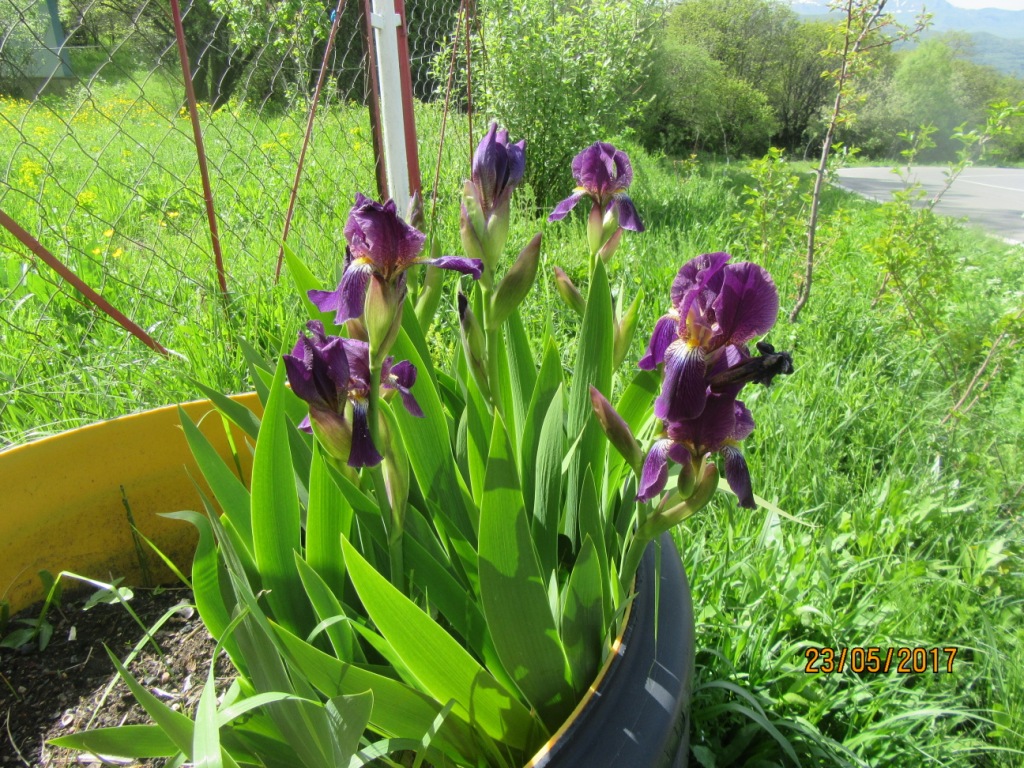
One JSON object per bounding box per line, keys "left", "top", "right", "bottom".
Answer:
{"left": 526, "top": 532, "right": 695, "bottom": 768}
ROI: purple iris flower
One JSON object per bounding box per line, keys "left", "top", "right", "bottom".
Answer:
{"left": 283, "top": 321, "right": 423, "bottom": 468}
{"left": 636, "top": 349, "right": 757, "bottom": 508}
{"left": 472, "top": 122, "right": 526, "bottom": 219}
{"left": 310, "top": 194, "right": 483, "bottom": 326}
{"left": 548, "top": 142, "right": 644, "bottom": 232}
{"left": 640, "top": 252, "right": 779, "bottom": 424}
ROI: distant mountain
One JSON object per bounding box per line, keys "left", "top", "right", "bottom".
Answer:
{"left": 962, "top": 32, "right": 1024, "bottom": 77}
{"left": 790, "top": 0, "right": 1024, "bottom": 39}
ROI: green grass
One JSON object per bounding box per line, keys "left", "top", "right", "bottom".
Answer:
{"left": 2, "top": 76, "right": 1023, "bottom": 766}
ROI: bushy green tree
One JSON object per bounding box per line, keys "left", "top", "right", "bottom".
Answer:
{"left": 842, "top": 35, "right": 1024, "bottom": 161}
{"left": 645, "top": 0, "right": 835, "bottom": 155}
{"left": 466, "top": 0, "right": 655, "bottom": 203}
{"left": 642, "top": 40, "right": 775, "bottom": 157}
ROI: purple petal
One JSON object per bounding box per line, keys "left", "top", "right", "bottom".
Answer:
{"left": 667, "top": 442, "right": 691, "bottom": 467}
{"left": 712, "top": 262, "right": 779, "bottom": 345}
{"left": 309, "top": 262, "right": 373, "bottom": 324}
{"left": 473, "top": 123, "right": 503, "bottom": 210}
{"left": 342, "top": 338, "right": 371, "bottom": 388}
{"left": 347, "top": 402, "right": 383, "bottom": 468}
{"left": 388, "top": 359, "right": 416, "bottom": 389}
{"left": 548, "top": 191, "right": 584, "bottom": 222}
{"left": 670, "top": 252, "right": 731, "bottom": 310}
{"left": 385, "top": 360, "right": 424, "bottom": 418}
{"left": 420, "top": 255, "right": 484, "bottom": 280}
{"left": 572, "top": 142, "right": 616, "bottom": 198}
{"left": 722, "top": 446, "right": 755, "bottom": 509}
{"left": 614, "top": 194, "right": 644, "bottom": 232}
{"left": 636, "top": 439, "right": 673, "bottom": 502}
{"left": 570, "top": 142, "right": 634, "bottom": 200}
{"left": 610, "top": 147, "right": 634, "bottom": 193}
{"left": 304, "top": 320, "right": 329, "bottom": 344}
{"left": 298, "top": 414, "right": 312, "bottom": 433}
{"left": 730, "top": 399, "right": 755, "bottom": 442}
{"left": 654, "top": 341, "right": 707, "bottom": 422}
{"left": 284, "top": 329, "right": 351, "bottom": 415}
{"left": 317, "top": 336, "right": 351, "bottom": 393}
{"left": 666, "top": 389, "right": 745, "bottom": 454}
{"left": 638, "top": 313, "right": 679, "bottom": 370}
{"left": 507, "top": 140, "right": 526, "bottom": 189}
{"left": 344, "top": 195, "right": 426, "bottom": 276}
{"left": 283, "top": 345, "right": 320, "bottom": 406}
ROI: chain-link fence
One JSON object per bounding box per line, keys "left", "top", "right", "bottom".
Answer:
{"left": 0, "top": 0, "right": 480, "bottom": 447}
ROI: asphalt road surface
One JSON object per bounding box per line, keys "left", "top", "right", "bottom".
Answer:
{"left": 835, "top": 166, "right": 1024, "bottom": 244}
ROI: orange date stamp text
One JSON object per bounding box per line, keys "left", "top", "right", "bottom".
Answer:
{"left": 804, "top": 646, "right": 958, "bottom": 674}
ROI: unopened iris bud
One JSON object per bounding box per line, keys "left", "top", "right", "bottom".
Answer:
{"left": 468, "top": 122, "right": 526, "bottom": 271}
{"left": 458, "top": 292, "right": 490, "bottom": 399}
{"left": 490, "top": 232, "right": 541, "bottom": 328}
{"left": 364, "top": 275, "right": 404, "bottom": 367}
{"left": 587, "top": 203, "right": 604, "bottom": 257}
{"left": 308, "top": 408, "right": 355, "bottom": 466}
{"left": 676, "top": 455, "right": 696, "bottom": 499}
{"left": 379, "top": 402, "right": 410, "bottom": 538}
{"left": 590, "top": 386, "right": 643, "bottom": 473}
{"left": 596, "top": 227, "right": 623, "bottom": 264}
{"left": 656, "top": 459, "right": 718, "bottom": 527}
{"left": 613, "top": 287, "right": 643, "bottom": 367}
{"left": 688, "top": 459, "right": 720, "bottom": 511}
{"left": 553, "top": 266, "right": 586, "bottom": 317}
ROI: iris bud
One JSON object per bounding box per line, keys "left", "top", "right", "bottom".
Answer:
{"left": 613, "top": 287, "right": 643, "bottom": 367}
{"left": 490, "top": 232, "right": 541, "bottom": 328}
{"left": 364, "top": 276, "right": 403, "bottom": 367}
{"left": 587, "top": 203, "right": 604, "bottom": 257}
{"left": 553, "top": 266, "right": 586, "bottom": 317}
{"left": 590, "top": 385, "right": 643, "bottom": 473}
{"left": 308, "top": 407, "right": 354, "bottom": 466}
{"left": 458, "top": 292, "right": 490, "bottom": 399}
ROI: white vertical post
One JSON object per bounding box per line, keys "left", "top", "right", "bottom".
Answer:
{"left": 370, "top": 0, "right": 412, "bottom": 215}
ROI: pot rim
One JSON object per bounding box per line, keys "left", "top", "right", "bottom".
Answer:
{"left": 522, "top": 578, "right": 638, "bottom": 767}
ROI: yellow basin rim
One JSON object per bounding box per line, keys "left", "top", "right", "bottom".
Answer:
{"left": 0, "top": 394, "right": 262, "bottom": 613}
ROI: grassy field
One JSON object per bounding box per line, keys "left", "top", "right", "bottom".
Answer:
{"left": 2, "top": 76, "right": 1023, "bottom": 766}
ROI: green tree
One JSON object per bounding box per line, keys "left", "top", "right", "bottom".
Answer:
{"left": 642, "top": 41, "right": 776, "bottom": 156}
{"left": 461, "top": 0, "right": 655, "bottom": 202}
{"left": 647, "top": 0, "right": 836, "bottom": 154}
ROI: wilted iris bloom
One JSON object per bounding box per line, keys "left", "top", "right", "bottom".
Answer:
{"left": 640, "top": 252, "right": 779, "bottom": 423}
{"left": 311, "top": 194, "right": 483, "bottom": 327}
{"left": 636, "top": 353, "right": 756, "bottom": 508}
{"left": 548, "top": 142, "right": 644, "bottom": 234}
{"left": 283, "top": 321, "right": 422, "bottom": 468}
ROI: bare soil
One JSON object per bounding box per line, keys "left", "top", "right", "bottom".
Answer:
{"left": 1, "top": 588, "right": 229, "bottom": 767}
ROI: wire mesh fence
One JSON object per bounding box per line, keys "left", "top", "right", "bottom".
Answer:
{"left": 0, "top": 0, "right": 478, "bottom": 447}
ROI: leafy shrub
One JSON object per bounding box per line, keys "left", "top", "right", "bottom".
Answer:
{"left": 640, "top": 40, "right": 776, "bottom": 159}
{"left": 442, "top": 0, "right": 655, "bottom": 203}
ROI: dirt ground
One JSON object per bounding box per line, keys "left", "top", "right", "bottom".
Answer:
{"left": 1, "top": 587, "right": 230, "bottom": 767}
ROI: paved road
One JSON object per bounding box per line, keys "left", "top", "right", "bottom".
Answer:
{"left": 835, "top": 166, "right": 1024, "bottom": 244}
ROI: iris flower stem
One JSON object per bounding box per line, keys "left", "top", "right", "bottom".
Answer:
{"left": 619, "top": 518, "right": 656, "bottom": 597}
{"left": 368, "top": 361, "right": 405, "bottom": 594}
{"left": 480, "top": 287, "right": 507, "bottom": 422}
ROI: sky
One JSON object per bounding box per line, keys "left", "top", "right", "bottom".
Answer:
{"left": 946, "top": 0, "right": 1024, "bottom": 8}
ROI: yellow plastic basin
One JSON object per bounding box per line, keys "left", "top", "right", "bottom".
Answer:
{"left": 0, "top": 394, "right": 262, "bottom": 613}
